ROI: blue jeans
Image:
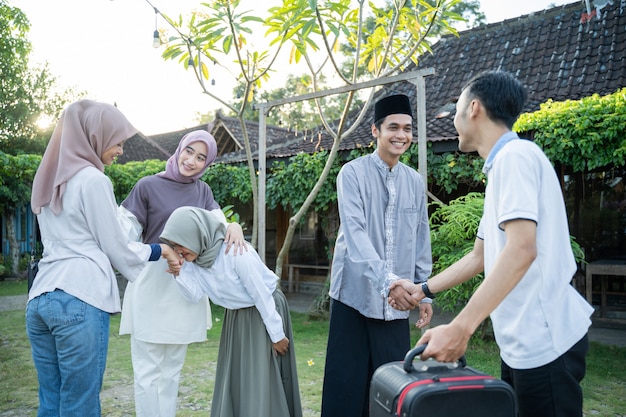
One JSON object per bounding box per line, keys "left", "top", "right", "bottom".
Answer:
{"left": 26, "top": 289, "right": 110, "bottom": 417}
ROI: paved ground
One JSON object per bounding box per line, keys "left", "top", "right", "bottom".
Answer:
{"left": 3, "top": 292, "right": 625, "bottom": 347}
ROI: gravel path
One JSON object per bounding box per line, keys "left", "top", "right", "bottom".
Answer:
{"left": 0, "top": 295, "right": 26, "bottom": 312}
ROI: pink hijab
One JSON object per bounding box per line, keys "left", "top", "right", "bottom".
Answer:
{"left": 157, "top": 130, "right": 218, "bottom": 183}
{"left": 31, "top": 100, "right": 138, "bottom": 215}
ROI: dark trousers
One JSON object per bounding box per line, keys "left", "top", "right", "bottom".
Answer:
{"left": 321, "top": 299, "right": 410, "bottom": 417}
{"left": 501, "top": 334, "right": 589, "bottom": 417}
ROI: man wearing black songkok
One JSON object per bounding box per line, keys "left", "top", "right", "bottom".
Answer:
{"left": 321, "top": 94, "right": 433, "bottom": 417}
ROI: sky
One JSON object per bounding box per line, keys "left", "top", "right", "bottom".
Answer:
{"left": 13, "top": 0, "right": 576, "bottom": 135}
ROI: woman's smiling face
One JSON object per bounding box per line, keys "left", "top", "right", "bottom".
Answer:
{"left": 177, "top": 141, "right": 208, "bottom": 177}
{"left": 101, "top": 140, "right": 125, "bottom": 165}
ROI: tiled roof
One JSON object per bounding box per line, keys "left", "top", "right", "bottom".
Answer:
{"left": 116, "top": 132, "right": 169, "bottom": 164}
{"left": 210, "top": 111, "right": 307, "bottom": 162}
{"left": 419, "top": 0, "right": 626, "bottom": 139}
{"left": 121, "top": 0, "right": 626, "bottom": 165}
{"left": 119, "top": 124, "right": 213, "bottom": 163}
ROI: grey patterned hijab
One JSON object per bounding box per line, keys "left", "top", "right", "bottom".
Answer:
{"left": 160, "top": 207, "right": 226, "bottom": 268}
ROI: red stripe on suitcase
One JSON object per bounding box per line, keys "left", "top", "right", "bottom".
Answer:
{"left": 396, "top": 375, "right": 495, "bottom": 415}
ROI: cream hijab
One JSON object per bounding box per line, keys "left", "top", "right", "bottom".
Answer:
{"left": 160, "top": 207, "right": 226, "bottom": 268}
{"left": 31, "top": 100, "right": 138, "bottom": 215}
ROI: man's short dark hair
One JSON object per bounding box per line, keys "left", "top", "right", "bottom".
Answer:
{"left": 463, "top": 70, "right": 527, "bottom": 129}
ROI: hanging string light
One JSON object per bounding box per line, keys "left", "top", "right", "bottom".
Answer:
{"left": 152, "top": 6, "right": 160, "bottom": 48}
{"left": 144, "top": 0, "right": 236, "bottom": 89}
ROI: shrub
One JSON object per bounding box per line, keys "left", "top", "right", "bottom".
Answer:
{"left": 429, "top": 192, "right": 485, "bottom": 313}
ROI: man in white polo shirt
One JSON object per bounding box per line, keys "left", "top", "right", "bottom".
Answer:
{"left": 389, "top": 70, "right": 593, "bottom": 417}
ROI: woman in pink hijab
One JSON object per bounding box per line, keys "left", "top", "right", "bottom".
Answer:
{"left": 27, "top": 100, "right": 182, "bottom": 417}
{"left": 118, "top": 130, "right": 245, "bottom": 417}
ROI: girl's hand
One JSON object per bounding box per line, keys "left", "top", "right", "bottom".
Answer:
{"left": 224, "top": 222, "right": 247, "bottom": 255}
{"left": 272, "top": 337, "right": 289, "bottom": 356}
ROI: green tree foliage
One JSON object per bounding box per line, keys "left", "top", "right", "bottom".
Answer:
{"left": 446, "top": 0, "right": 485, "bottom": 29}
{"left": 338, "top": 0, "right": 484, "bottom": 77}
{"left": 0, "top": 1, "right": 72, "bottom": 155}
{"left": 0, "top": 152, "right": 40, "bottom": 216}
{"left": 160, "top": 0, "right": 278, "bottom": 246}
{"left": 0, "top": 0, "right": 75, "bottom": 273}
{"left": 515, "top": 88, "right": 626, "bottom": 172}
{"left": 267, "top": 151, "right": 343, "bottom": 212}
{"left": 0, "top": 151, "right": 41, "bottom": 275}
{"left": 426, "top": 150, "right": 484, "bottom": 194}
{"left": 429, "top": 193, "right": 586, "bottom": 316}
{"left": 105, "top": 160, "right": 166, "bottom": 203}
{"left": 202, "top": 162, "right": 254, "bottom": 205}
{"left": 428, "top": 192, "right": 484, "bottom": 312}
{"left": 402, "top": 141, "right": 485, "bottom": 195}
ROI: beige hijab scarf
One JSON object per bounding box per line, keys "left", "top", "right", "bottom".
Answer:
{"left": 160, "top": 207, "right": 226, "bottom": 268}
{"left": 31, "top": 100, "right": 138, "bottom": 215}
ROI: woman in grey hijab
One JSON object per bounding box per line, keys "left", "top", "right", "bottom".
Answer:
{"left": 161, "top": 206, "right": 303, "bottom": 417}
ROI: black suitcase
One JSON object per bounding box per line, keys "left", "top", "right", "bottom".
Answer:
{"left": 370, "top": 344, "right": 517, "bottom": 417}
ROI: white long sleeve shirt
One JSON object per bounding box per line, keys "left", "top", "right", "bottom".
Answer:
{"left": 174, "top": 244, "right": 286, "bottom": 343}
{"left": 29, "top": 167, "right": 152, "bottom": 313}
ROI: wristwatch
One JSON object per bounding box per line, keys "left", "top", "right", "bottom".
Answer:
{"left": 421, "top": 282, "right": 435, "bottom": 299}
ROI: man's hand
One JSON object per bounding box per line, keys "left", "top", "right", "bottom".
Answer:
{"left": 415, "top": 302, "right": 433, "bottom": 329}
{"left": 416, "top": 322, "right": 471, "bottom": 363}
{"left": 388, "top": 280, "right": 420, "bottom": 311}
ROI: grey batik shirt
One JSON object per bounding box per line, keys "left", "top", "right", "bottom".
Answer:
{"left": 329, "top": 151, "right": 432, "bottom": 320}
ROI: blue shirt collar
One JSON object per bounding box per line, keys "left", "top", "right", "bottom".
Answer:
{"left": 482, "top": 131, "right": 520, "bottom": 174}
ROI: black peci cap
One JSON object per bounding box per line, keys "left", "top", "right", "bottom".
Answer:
{"left": 374, "top": 94, "right": 412, "bottom": 122}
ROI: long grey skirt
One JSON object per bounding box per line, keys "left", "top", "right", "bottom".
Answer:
{"left": 210, "top": 289, "right": 303, "bottom": 417}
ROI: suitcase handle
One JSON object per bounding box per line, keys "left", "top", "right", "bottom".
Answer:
{"left": 403, "top": 343, "right": 467, "bottom": 372}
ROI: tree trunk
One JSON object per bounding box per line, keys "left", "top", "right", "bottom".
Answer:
{"left": 274, "top": 91, "right": 363, "bottom": 278}
{"left": 4, "top": 210, "right": 20, "bottom": 277}
{"left": 275, "top": 143, "right": 342, "bottom": 279}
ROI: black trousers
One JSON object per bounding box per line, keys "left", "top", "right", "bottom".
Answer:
{"left": 501, "top": 334, "right": 589, "bottom": 417}
{"left": 321, "top": 299, "right": 410, "bottom": 417}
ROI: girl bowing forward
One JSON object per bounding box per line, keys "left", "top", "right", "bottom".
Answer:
{"left": 160, "top": 206, "right": 303, "bottom": 417}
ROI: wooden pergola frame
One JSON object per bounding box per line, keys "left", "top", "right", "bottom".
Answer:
{"left": 255, "top": 68, "right": 435, "bottom": 260}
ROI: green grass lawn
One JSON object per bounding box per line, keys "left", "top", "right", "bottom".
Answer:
{"left": 1, "top": 280, "right": 625, "bottom": 416}
{"left": 0, "top": 279, "right": 29, "bottom": 296}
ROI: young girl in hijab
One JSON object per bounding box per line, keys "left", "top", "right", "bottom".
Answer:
{"left": 160, "top": 206, "right": 303, "bottom": 417}
{"left": 118, "top": 130, "right": 245, "bottom": 417}
{"left": 26, "top": 99, "right": 182, "bottom": 417}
